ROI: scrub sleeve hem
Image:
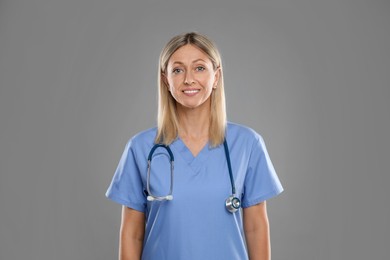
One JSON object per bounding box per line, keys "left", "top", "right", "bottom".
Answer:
{"left": 105, "top": 193, "right": 146, "bottom": 213}
{"left": 241, "top": 187, "right": 284, "bottom": 208}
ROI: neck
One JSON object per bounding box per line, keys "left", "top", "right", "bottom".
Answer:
{"left": 177, "top": 104, "right": 210, "bottom": 139}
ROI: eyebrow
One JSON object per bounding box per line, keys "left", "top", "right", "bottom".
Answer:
{"left": 171, "top": 59, "right": 208, "bottom": 65}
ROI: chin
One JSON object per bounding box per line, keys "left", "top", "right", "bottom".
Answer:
{"left": 177, "top": 102, "right": 201, "bottom": 110}
{"left": 176, "top": 98, "right": 210, "bottom": 110}
{"left": 182, "top": 104, "right": 198, "bottom": 110}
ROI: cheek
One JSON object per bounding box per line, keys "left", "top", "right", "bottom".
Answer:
{"left": 167, "top": 76, "right": 181, "bottom": 89}
{"left": 167, "top": 81, "right": 181, "bottom": 97}
{"left": 203, "top": 75, "right": 216, "bottom": 87}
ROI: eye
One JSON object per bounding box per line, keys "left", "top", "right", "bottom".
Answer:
{"left": 172, "top": 68, "right": 183, "bottom": 74}
{"left": 195, "top": 66, "right": 206, "bottom": 72}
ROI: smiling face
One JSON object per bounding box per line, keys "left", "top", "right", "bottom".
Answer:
{"left": 164, "top": 44, "right": 220, "bottom": 111}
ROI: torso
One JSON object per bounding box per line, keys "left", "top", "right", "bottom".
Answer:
{"left": 106, "top": 122, "right": 284, "bottom": 260}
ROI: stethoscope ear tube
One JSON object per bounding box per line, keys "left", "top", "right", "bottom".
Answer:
{"left": 147, "top": 139, "right": 240, "bottom": 214}
{"left": 146, "top": 144, "right": 174, "bottom": 202}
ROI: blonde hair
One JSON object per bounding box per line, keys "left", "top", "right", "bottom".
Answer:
{"left": 155, "top": 32, "right": 227, "bottom": 147}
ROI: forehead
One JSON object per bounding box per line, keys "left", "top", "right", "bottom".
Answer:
{"left": 168, "top": 44, "right": 211, "bottom": 64}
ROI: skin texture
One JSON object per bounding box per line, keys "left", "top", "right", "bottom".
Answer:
{"left": 119, "top": 44, "right": 271, "bottom": 260}
{"left": 164, "top": 44, "right": 219, "bottom": 111}
{"left": 119, "top": 207, "right": 145, "bottom": 260}
{"left": 163, "top": 44, "right": 220, "bottom": 156}
{"left": 243, "top": 202, "right": 271, "bottom": 260}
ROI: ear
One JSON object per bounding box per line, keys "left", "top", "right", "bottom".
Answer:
{"left": 213, "top": 67, "right": 221, "bottom": 89}
{"left": 161, "top": 72, "right": 170, "bottom": 90}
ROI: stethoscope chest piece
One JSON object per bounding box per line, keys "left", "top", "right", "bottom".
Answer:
{"left": 225, "top": 195, "right": 241, "bottom": 213}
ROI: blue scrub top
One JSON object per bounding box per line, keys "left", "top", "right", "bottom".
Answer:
{"left": 106, "top": 122, "right": 284, "bottom": 260}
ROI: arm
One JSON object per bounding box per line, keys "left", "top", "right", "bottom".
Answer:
{"left": 243, "top": 201, "right": 271, "bottom": 260}
{"left": 119, "top": 206, "right": 145, "bottom": 260}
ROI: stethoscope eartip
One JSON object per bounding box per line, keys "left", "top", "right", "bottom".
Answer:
{"left": 147, "top": 195, "right": 173, "bottom": 201}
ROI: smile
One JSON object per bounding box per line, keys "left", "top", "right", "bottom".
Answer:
{"left": 183, "top": 89, "right": 200, "bottom": 94}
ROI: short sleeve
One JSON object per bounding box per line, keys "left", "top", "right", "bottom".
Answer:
{"left": 241, "top": 135, "right": 284, "bottom": 208}
{"left": 105, "top": 139, "right": 147, "bottom": 212}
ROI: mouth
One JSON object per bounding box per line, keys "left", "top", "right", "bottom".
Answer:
{"left": 182, "top": 89, "right": 200, "bottom": 94}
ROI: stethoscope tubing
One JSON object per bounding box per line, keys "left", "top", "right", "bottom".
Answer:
{"left": 146, "top": 144, "right": 174, "bottom": 201}
{"left": 223, "top": 139, "right": 236, "bottom": 196}
{"left": 146, "top": 138, "right": 241, "bottom": 212}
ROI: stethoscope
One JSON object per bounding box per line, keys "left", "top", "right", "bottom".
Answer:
{"left": 146, "top": 139, "right": 241, "bottom": 213}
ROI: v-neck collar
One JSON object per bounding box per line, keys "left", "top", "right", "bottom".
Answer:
{"left": 171, "top": 137, "right": 211, "bottom": 172}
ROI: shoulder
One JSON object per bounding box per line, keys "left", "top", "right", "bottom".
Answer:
{"left": 227, "top": 122, "right": 265, "bottom": 144}
{"left": 131, "top": 127, "right": 157, "bottom": 142}
{"left": 125, "top": 127, "right": 157, "bottom": 150}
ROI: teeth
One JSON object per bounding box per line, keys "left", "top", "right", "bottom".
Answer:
{"left": 183, "top": 90, "right": 200, "bottom": 94}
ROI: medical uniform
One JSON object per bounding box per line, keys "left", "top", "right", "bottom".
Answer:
{"left": 106, "top": 122, "right": 283, "bottom": 260}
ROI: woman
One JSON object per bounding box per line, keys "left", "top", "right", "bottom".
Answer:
{"left": 106, "top": 32, "right": 283, "bottom": 260}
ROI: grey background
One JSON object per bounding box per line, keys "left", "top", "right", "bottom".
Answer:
{"left": 0, "top": 0, "right": 389, "bottom": 259}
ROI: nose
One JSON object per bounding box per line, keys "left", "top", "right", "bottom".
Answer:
{"left": 184, "top": 70, "right": 195, "bottom": 85}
